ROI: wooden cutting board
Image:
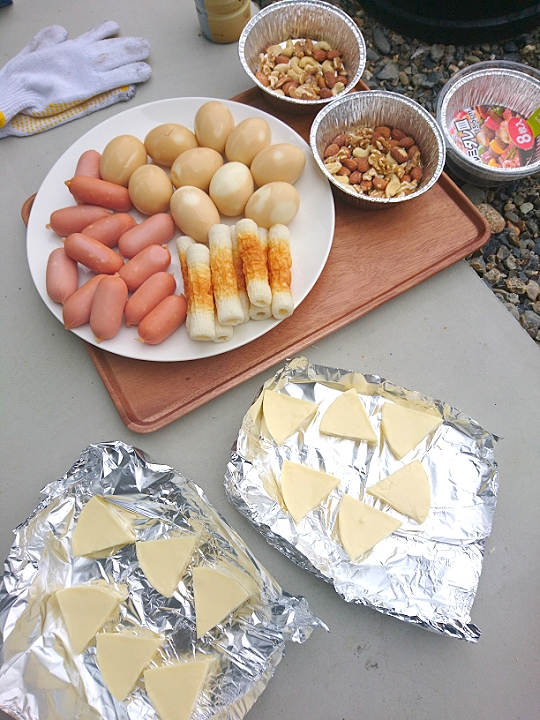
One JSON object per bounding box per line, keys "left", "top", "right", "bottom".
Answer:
{"left": 23, "top": 85, "right": 491, "bottom": 433}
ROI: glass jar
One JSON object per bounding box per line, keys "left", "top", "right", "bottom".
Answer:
{"left": 195, "top": 0, "right": 252, "bottom": 44}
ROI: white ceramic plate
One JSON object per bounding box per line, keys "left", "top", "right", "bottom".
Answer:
{"left": 27, "top": 97, "right": 335, "bottom": 362}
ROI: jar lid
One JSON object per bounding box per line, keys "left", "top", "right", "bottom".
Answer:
{"left": 203, "top": 0, "right": 247, "bottom": 15}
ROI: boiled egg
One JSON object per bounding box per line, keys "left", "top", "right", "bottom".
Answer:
{"left": 194, "top": 101, "right": 235, "bottom": 154}
{"left": 250, "top": 143, "right": 306, "bottom": 186}
{"left": 100, "top": 135, "right": 147, "bottom": 187}
{"left": 244, "top": 181, "right": 300, "bottom": 228}
{"left": 209, "top": 162, "right": 254, "bottom": 217}
{"left": 144, "top": 123, "right": 198, "bottom": 167}
{"left": 225, "top": 117, "right": 271, "bottom": 166}
{"left": 128, "top": 165, "right": 173, "bottom": 215}
{"left": 170, "top": 147, "right": 224, "bottom": 191}
{"left": 170, "top": 186, "right": 221, "bottom": 244}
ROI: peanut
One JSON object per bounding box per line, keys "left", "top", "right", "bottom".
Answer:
{"left": 390, "top": 146, "right": 409, "bottom": 163}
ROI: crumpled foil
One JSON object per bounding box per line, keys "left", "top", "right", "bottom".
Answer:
{"left": 225, "top": 357, "right": 499, "bottom": 642}
{"left": 0, "top": 441, "right": 324, "bottom": 720}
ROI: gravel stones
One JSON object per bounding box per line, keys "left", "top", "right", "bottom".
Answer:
{"left": 340, "top": 0, "right": 540, "bottom": 348}
{"left": 477, "top": 204, "right": 506, "bottom": 234}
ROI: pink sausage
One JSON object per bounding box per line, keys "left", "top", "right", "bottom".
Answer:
{"left": 75, "top": 150, "right": 102, "bottom": 179}
{"left": 125, "top": 272, "right": 176, "bottom": 326}
{"left": 137, "top": 294, "right": 187, "bottom": 344}
{"left": 118, "top": 213, "right": 176, "bottom": 259}
{"left": 48, "top": 205, "right": 112, "bottom": 236}
{"left": 90, "top": 274, "right": 129, "bottom": 342}
{"left": 65, "top": 176, "right": 132, "bottom": 212}
{"left": 118, "top": 244, "right": 171, "bottom": 292}
{"left": 81, "top": 213, "right": 138, "bottom": 248}
{"left": 63, "top": 233, "right": 124, "bottom": 275}
{"left": 46, "top": 247, "right": 79, "bottom": 304}
{"left": 62, "top": 274, "right": 106, "bottom": 329}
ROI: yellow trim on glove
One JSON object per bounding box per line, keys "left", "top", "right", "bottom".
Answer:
{"left": 9, "top": 86, "right": 131, "bottom": 135}
{"left": 0, "top": 112, "right": 6, "bottom": 129}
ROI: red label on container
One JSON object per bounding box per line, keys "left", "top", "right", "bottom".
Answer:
{"left": 450, "top": 104, "right": 536, "bottom": 169}
{"left": 507, "top": 116, "right": 535, "bottom": 151}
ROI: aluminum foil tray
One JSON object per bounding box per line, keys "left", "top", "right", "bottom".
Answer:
{"left": 225, "top": 357, "right": 499, "bottom": 642}
{"left": 0, "top": 442, "right": 323, "bottom": 720}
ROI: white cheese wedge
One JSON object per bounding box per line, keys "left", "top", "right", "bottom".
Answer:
{"left": 367, "top": 460, "right": 431, "bottom": 523}
{"left": 381, "top": 402, "right": 442, "bottom": 459}
{"left": 72, "top": 495, "right": 137, "bottom": 557}
{"left": 319, "top": 388, "right": 377, "bottom": 443}
{"left": 56, "top": 584, "right": 124, "bottom": 655}
{"left": 280, "top": 459, "right": 341, "bottom": 524}
{"left": 144, "top": 658, "right": 212, "bottom": 720}
{"left": 192, "top": 565, "right": 252, "bottom": 638}
{"left": 262, "top": 390, "right": 318, "bottom": 445}
{"left": 338, "top": 494, "right": 402, "bottom": 562}
{"left": 136, "top": 535, "right": 198, "bottom": 598}
{"left": 96, "top": 630, "right": 163, "bottom": 701}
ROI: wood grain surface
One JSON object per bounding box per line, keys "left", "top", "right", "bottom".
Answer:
{"left": 23, "top": 85, "right": 491, "bottom": 433}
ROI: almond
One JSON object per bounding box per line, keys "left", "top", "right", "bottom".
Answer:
{"left": 341, "top": 157, "right": 357, "bottom": 171}
{"left": 332, "top": 133, "right": 347, "bottom": 147}
{"left": 390, "top": 146, "right": 409, "bottom": 163}
{"left": 324, "top": 143, "right": 340, "bottom": 158}
{"left": 398, "top": 136, "right": 415, "bottom": 149}
{"left": 312, "top": 49, "right": 327, "bottom": 62}
{"left": 349, "top": 171, "right": 362, "bottom": 184}
{"left": 327, "top": 49, "right": 342, "bottom": 59}
{"left": 410, "top": 166, "right": 423, "bottom": 181}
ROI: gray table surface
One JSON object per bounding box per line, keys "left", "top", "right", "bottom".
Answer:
{"left": 1, "top": 2, "right": 539, "bottom": 719}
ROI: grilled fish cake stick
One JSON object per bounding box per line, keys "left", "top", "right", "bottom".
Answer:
{"left": 248, "top": 226, "right": 272, "bottom": 321}
{"left": 213, "top": 316, "right": 234, "bottom": 343}
{"left": 185, "top": 243, "right": 216, "bottom": 342}
{"left": 176, "top": 235, "right": 196, "bottom": 334}
{"left": 229, "top": 225, "right": 250, "bottom": 323}
{"left": 268, "top": 223, "right": 294, "bottom": 320}
{"left": 208, "top": 224, "right": 244, "bottom": 327}
{"left": 235, "top": 218, "right": 272, "bottom": 309}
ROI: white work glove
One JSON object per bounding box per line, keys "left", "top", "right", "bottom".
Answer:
{"left": 0, "top": 21, "right": 151, "bottom": 137}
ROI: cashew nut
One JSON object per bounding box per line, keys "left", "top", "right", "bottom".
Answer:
{"left": 385, "top": 174, "right": 401, "bottom": 197}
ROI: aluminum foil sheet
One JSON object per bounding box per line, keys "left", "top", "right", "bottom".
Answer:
{"left": 225, "top": 357, "right": 499, "bottom": 642}
{"left": 0, "top": 441, "right": 324, "bottom": 720}
{"left": 309, "top": 90, "right": 446, "bottom": 210}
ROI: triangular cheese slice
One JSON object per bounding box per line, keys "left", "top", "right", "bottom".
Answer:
{"left": 367, "top": 460, "right": 431, "bottom": 523}
{"left": 192, "top": 565, "right": 252, "bottom": 638}
{"left": 319, "top": 389, "right": 377, "bottom": 443}
{"left": 338, "top": 495, "right": 402, "bottom": 562}
{"left": 136, "top": 535, "right": 198, "bottom": 598}
{"left": 280, "top": 459, "right": 341, "bottom": 524}
{"left": 262, "top": 390, "right": 318, "bottom": 445}
{"left": 144, "top": 658, "right": 211, "bottom": 720}
{"left": 381, "top": 402, "right": 442, "bottom": 459}
{"left": 56, "top": 584, "right": 124, "bottom": 654}
{"left": 72, "top": 495, "right": 137, "bottom": 557}
{"left": 96, "top": 630, "right": 163, "bottom": 701}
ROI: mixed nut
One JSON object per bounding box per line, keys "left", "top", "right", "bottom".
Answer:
{"left": 256, "top": 38, "right": 349, "bottom": 101}
{"left": 323, "top": 125, "right": 423, "bottom": 198}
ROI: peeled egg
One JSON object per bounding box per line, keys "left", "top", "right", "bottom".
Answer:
{"left": 194, "top": 101, "right": 235, "bottom": 154}
{"left": 209, "top": 162, "right": 254, "bottom": 217}
{"left": 244, "top": 181, "right": 300, "bottom": 228}
{"left": 225, "top": 117, "right": 271, "bottom": 166}
{"left": 100, "top": 134, "right": 147, "bottom": 187}
{"left": 144, "top": 124, "right": 198, "bottom": 167}
{"left": 170, "top": 147, "right": 224, "bottom": 191}
{"left": 250, "top": 143, "right": 306, "bottom": 186}
{"left": 128, "top": 164, "right": 174, "bottom": 215}
{"left": 170, "top": 186, "right": 220, "bottom": 244}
